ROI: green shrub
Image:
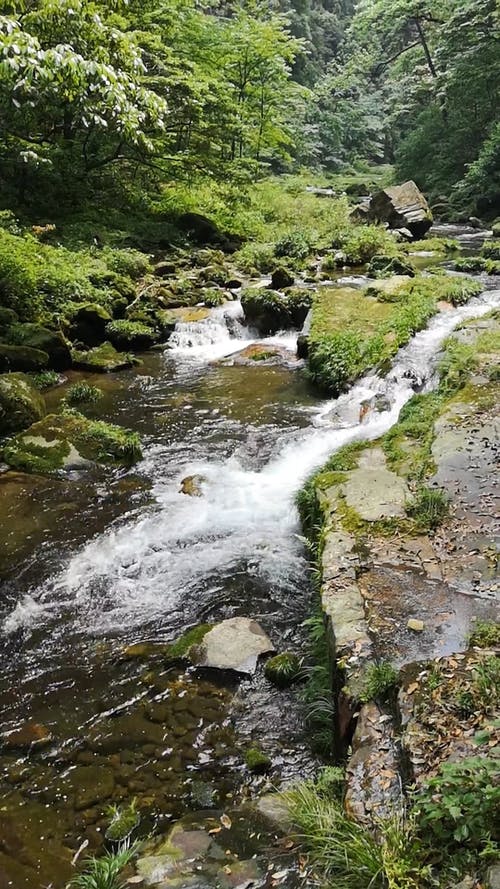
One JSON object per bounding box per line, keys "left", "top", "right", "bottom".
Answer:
{"left": 105, "top": 320, "right": 156, "bottom": 350}
{"left": 308, "top": 331, "right": 362, "bottom": 395}
{"left": 366, "top": 253, "right": 416, "bottom": 278}
{"left": 481, "top": 240, "right": 500, "bottom": 261}
{"left": 65, "top": 382, "right": 103, "bottom": 406}
{"left": 406, "top": 486, "right": 449, "bottom": 530}
{"left": 360, "top": 662, "right": 399, "bottom": 703}
{"left": 275, "top": 228, "right": 316, "bottom": 262}
{"left": 102, "top": 247, "right": 151, "bottom": 279}
{"left": 202, "top": 288, "right": 226, "bottom": 308}
{"left": 340, "top": 225, "right": 397, "bottom": 265}
{"left": 232, "top": 242, "right": 275, "bottom": 274}
{"left": 415, "top": 757, "right": 499, "bottom": 850}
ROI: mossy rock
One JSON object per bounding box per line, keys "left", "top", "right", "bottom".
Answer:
{"left": 271, "top": 267, "right": 295, "bottom": 290}
{"left": 6, "top": 323, "right": 71, "bottom": 369}
{"left": 0, "top": 308, "right": 19, "bottom": 331}
{"left": 72, "top": 341, "right": 136, "bottom": 373}
{"left": 264, "top": 652, "right": 302, "bottom": 688}
{"left": 0, "top": 343, "right": 49, "bottom": 372}
{"left": 165, "top": 624, "right": 214, "bottom": 661}
{"left": 1, "top": 411, "right": 142, "bottom": 473}
{"left": 481, "top": 240, "right": 500, "bottom": 261}
{"left": 67, "top": 302, "right": 112, "bottom": 347}
{"left": 105, "top": 320, "right": 157, "bottom": 351}
{"left": 366, "top": 253, "right": 416, "bottom": 278}
{"left": 245, "top": 746, "right": 271, "bottom": 774}
{"left": 241, "top": 287, "right": 312, "bottom": 335}
{"left": 0, "top": 372, "right": 46, "bottom": 435}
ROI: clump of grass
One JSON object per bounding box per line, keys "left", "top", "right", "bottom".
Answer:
{"left": 285, "top": 780, "right": 424, "bottom": 889}
{"left": 105, "top": 800, "right": 140, "bottom": 842}
{"left": 30, "top": 370, "right": 60, "bottom": 390}
{"left": 264, "top": 652, "right": 302, "bottom": 687}
{"left": 406, "top": 486, "right": 449, "bottom": 531}
{"left": 249, "top": 349, "right": 275, "bottom": 362}
{"left": 469, "top": 620, "right": 500, "bottom": 648}
{"left": 70, "top": 842, "right": 140, "bottom": 889}
{"left": 360, "top": 662, "right": 399, "bottom": 704}
{"left": 300, "top": 612, "right": 334, "bottom": 756}
{"left": 65, "top": 382, "right": 103, "bottom": 405}
{"left": 245, "top": 746, "right": 271, "bottom": 773}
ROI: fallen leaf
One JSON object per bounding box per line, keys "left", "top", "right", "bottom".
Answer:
{"left": 208, "top": 827, "right": 222, "bottom": 835}
{"left": 126, "top": 878, "right": 144, "bottom": 885}
{"left": 220, "top": 814, "right": 232, "bottom": 830}
{"left": 407, "top": 682, "right": 419, "bottom": 695}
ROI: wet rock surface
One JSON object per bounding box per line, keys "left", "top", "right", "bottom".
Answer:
{"left": 192, "top": 618, "right": 275, "bottom": 674}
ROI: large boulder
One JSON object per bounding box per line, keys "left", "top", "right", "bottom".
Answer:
{"left": 368, "top": 181, "right": 433, "bottom": 239}
{"left": 105, "top": 319, "right": 157, "bottom": 351}
{"left": 241, "top": 287, "right": 312, "bottom": 335}
{"left": 5, "top": 323, "right": 71, "bottom": 369}
{"left": 1, "top": 412, "right": 142, "bottom": 473}
{"left": 0, "top": 373, "right": 45, "bottom": 435}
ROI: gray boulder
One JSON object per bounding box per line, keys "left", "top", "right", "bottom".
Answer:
{"left": 191, "top": 617, "right": 274, "bottom": 674}
{"left": 368, "top": 181, "right": 433, "bottom": 239}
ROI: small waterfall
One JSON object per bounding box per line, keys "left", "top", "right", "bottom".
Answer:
{"left": 4, "top": 290, "right": 499, "bottom": 637}
{"left": 166, "top": 301, "right": 252, "bottom": 360}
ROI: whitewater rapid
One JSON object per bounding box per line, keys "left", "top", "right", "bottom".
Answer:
{"left": 5, "top": 290, "right": 500, "bottom": 637}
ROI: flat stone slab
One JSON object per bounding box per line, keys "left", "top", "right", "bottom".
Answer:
{"left": 341, "top": 461, "right": 409, "bottom": 521}
{"left": 192, "top": 617, "right": 274, "bottom": 674}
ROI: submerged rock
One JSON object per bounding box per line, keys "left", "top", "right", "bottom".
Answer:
{"left": 0, "top": 372, "right": 46, "bottom": 434}
{"left": 191, "top": 617, "right": 274, "bottom": 674}
{"left": 368, "top": 181, "right": 433, "bottom": 239}
{"left": 180, "top": 475, "right": 205, "bottom": 497}
{"left": 2, "top": 412, "right": 142, "bottom": 473}
{"left": 1, "top": 721, "right": 52, "bottom": 751}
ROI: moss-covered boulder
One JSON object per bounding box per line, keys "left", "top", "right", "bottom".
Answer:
{"left": 1, "top": 411, "right": 142, "bottom": 473}
{"left": 481, "top": 240, "right": 500, "bottom": 261}
{"left": 245, "top": 746, "right": 271, "bottom": 774}
{"left": 72, "top": 341, "right": 136, "bottom": 373}
{"left": 271, "top": 267, "right": 295, "bottom": 289}
{"left": 0, "top": 343, "right": 49, "bottom": 372}
{"left": 366, "top": 254, "right": 416, "bottom": 278}
{"left": 241, "top": 287, "right": 312, "bottom": 335}
{"left": 67, "top": 303, "right": 112, "bottom": 347}
{"left": 5, "top": 323, "right": 71, "bottom": 369}
{"left": 0, "top": 373, "right": 46, "bottom": 435}
{"left": 105, "top": 320, "right": 157, "bottom": 351}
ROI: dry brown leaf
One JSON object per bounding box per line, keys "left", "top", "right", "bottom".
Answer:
{"left": 220, "top": 814, "right": 232, "bottom": 830}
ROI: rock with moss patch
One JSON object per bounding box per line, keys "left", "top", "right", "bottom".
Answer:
{"left": 271, "top": 267, "right": 295, "bottom": 289}
{"left": 72, "top": 341, "right": 136, "bottom": 373}
{"left": 364, "top": 276, "right": 411, "bottom": 301}
{"left": 264, "top": 652, "right": 302, "bottom": 688}
{"left": 105, "top": 319, "right": 157, "bottom": 351}
{"left": 67, "top": 302, "right": 112, "bottom": 347}
{"left": 0, "top": 372, "right": 46, "bottom": 434}
{"left": 2, "top": 411, "right": 142, "bottom": 473}
{"left": 366, "top": 254, "right": 416, "bottom": 278}
{"left": 241, "top": 287, "right": 312, "bottom": 335}
{"left": 190, "top": 617, "right": 274, "bottom": 674}
{"left": 0, "top": 343, "right": 49, "bottom": 372}
{"left": 6, "top": 323, "right": 71, "bottom": 369}
{"left": 0, "top": 308, "right": 19, "bottom": 331}
{"left": 245, "top": 746, "right": 271, "bottom": 773}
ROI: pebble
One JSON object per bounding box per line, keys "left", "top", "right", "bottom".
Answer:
{"left": 407, "top": 618, "right": 425, "bottom": 632}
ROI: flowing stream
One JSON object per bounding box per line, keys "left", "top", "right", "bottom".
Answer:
{"left": 0, "top": 280, "right": 499, "bottom": 887}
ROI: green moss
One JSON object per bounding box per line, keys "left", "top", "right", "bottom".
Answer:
{"left": 249, "top": 349, "right": 275, "bottom": 362}
{"left": 366, "top": 253, "right": 416, "bottom": 278}
{"left": 338, "top": 224, "right": 398, "bottom": 265}
{"left": 6, "top": 322, "right": 71, "bottom": 369}
{"left": 241, "top": 287, "right": 311, "bottom": 335}
{"left": 406, "top": 237, "right": 459, "bottom": 253}
{"left": 244, "top": 746, "right": 271, "bottom": 773}
{"left": 202, "top": 288, "right": 226, "bottom": 308}
{"left": 2, "top": 411, "right": 142, "bottom": 472}
{"left": 264, "top": 652, "right": 302, "bottom": 688}
{"left": 166, "top": 624, "right": 213, "bottom": 660}
{"left": 0, "top": 372, "right": 46, "bottom": 435}
{"left": 307, "top": 283, "right": 437, "bottom": 395}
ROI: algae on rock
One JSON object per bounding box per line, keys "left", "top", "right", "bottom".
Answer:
{"left": 0, "top": 372, "right": 46, "bottom": 434}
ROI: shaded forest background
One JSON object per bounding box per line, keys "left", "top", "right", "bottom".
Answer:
{"left": 0, "top": 0, "right": 498, "bottom": 224}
